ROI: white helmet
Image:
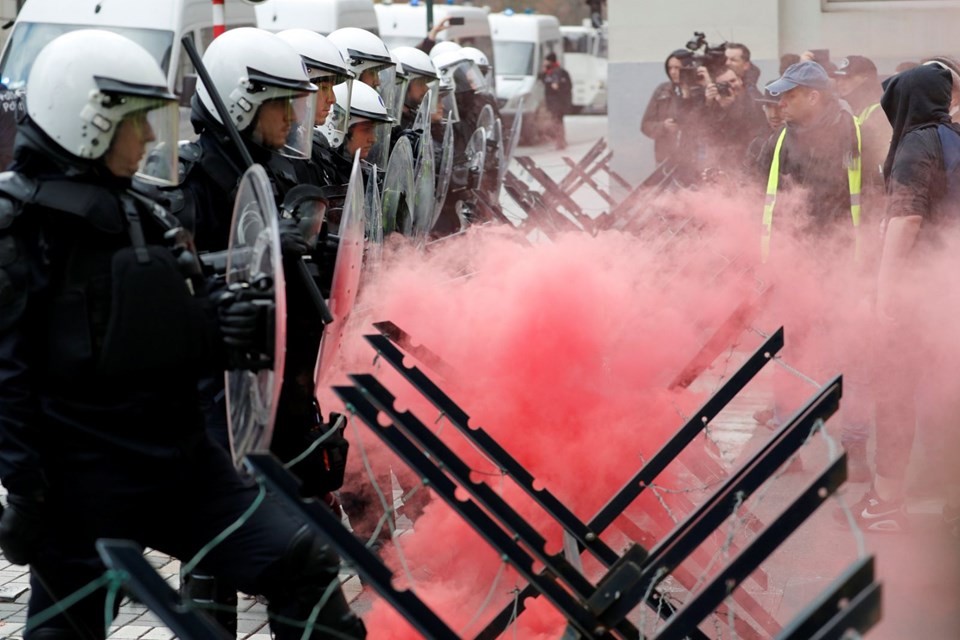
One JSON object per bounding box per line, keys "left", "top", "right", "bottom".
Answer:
{"left": 319, "top": 81, "right": 393, "bottom": 149}
{"left": 327, "top": 28, "right": 394, "bottom": 83}
{"left": 429, "top": 40, "right": 462, "bottom": 61}
{"left": 196, "top": 27, "right": 318, "bottom": 158}
{"left": 26, "top": 29, "right": 179, "bottom": 185}
{"left": 392, "top": 46, "right": 440, "bottom": 82}
{"left": 460, "top": 47, "right": 491, "bottom": 74}
{"left": 275, "top": 28, "right": 353, "bottom": 85}
{"left": 433, "top": 50, "right": 491, "bottom": 94}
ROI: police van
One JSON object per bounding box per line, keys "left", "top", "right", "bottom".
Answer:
{"left": 374, "top": 0, "right": 494, "bottom": 66}
{"left": 560, "top": 21, "right": 607, "bottom": 114}
{"left": 488, "top": 11, "right": 562, "bottom": 140}
{"left": 255, "top": 0, "right": 379, "bottom": 35}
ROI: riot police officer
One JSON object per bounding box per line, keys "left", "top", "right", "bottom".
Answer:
{"left": 0, "top": 29, "right": 365, "bottom": 640}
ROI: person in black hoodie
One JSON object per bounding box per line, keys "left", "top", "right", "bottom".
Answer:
{"left": 843, "top": 62, "right": 960, "bottom": 533}
{"left": 0, "top": 29, "right": 365, "bottom": 639}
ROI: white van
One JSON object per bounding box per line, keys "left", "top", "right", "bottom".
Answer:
{"left": 488, "top": 11, "right": 562, "bottom": 136}
{"left": 560, "top": 22, "right": 607, "bottom": 113}
{"left": 0, "top": 0, "right": 257, "bottom": 96}
{"left": 375, "top": 1, "right": 494, "bottom": 67}
{"left": 256, "top": 0, "right": 379, "bottom": 35}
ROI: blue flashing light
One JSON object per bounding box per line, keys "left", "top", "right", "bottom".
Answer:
{"left": 504, "top": 8, "right": 515, "bottom": 16}
{"left": 524, "top": 7, "right": 534, "bottom": 14}
{"left": 410, "top": 0, "right": 419, "bottom": 5}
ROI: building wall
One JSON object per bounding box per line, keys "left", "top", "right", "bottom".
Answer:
{"left": 607, "top": 0, "right": 960, "bottom": 190}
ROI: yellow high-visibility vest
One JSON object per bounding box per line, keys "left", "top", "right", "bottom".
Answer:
{"left": 856, "top": 103, "right": 881, "bottom": 125}
{"left": 761, "top": 115, "right": 863, "bottom": 262}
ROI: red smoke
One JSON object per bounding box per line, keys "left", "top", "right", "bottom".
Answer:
{"left": 314, "top": 183, "right": 960, "bottom": 638}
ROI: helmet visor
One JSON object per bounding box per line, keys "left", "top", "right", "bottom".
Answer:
{"left": 128, "top": 99, "right": 179, "bottom": 186}
{"left": 372, "top": 65, "right": 398, "bottom": 118}
{"left": 451, "top": 60, "right": 491, "bottom": 95}
{"left": 254, "top": 92, "right": 317, "bottom": 159}
{"left": 438, "top": 88, "right": 459, "bottom": 124}
{"left": 352, "top": 120, "right": 392, "bottom": 171}
{"left": 313, "top": 76, "right": 350, "bottom": 126}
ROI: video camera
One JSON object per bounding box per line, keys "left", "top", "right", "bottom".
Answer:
{"left": 677, "top": 31, "right": 728, "bottom": 86}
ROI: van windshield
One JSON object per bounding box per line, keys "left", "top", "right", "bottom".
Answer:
{"left": 494, "top": 41, "right": 535, "bottom": 76}
{"left": 0, "top": 22, "right": 174, "bottom": 90}
{"left": 563, "top": 33, "right": 590, "bottom": 54}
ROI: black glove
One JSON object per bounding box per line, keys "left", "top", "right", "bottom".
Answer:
{"left": 0, "top": 493, "right": 47, "bottom": 566}
{"left": 217, "top": 287, "right": 275, "bottom": 370}
{"left": 279, "top": 217, "right": 309, "bottom": 258}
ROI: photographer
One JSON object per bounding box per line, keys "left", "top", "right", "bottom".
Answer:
{"left": 700, "top": 65, "right": 769, "bottom": 171}
{"left": 641, "top": 50, "right": 695, "bottom": 165}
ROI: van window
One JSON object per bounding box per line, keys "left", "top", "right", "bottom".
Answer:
{"left": 0, "top": 22, "right": 174, "bottom": 90}
{"left": 494, "top": 41, "right": 535, "bottom": 76}
{"left": 563, "top": 33, "right": 589, "bottom": 54}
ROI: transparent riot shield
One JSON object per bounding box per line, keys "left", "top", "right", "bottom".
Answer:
{"left": 411, "top": 125, "right": 436, "bottom": 241}
{"left": 490, "top": 117, "right": 506, "bottom": 195}
{"left": 365, "top": 163, "right": 384, "bottom": 265}
{"left": 224, "top": 165, "right": 286, "bottom": 467}
{"left": 432, "top": 119, "right": 455, "bottom": 231}
{"left": 315, "top": 151, "right": 366, "bottom": 387}
{"left": 500, "top": 100, "right": 524, "bottom": 189}
{"left": 465, "top": 127, "right": 488, "bottom": 192}
{"left": 381, "top": 136, "right": 416, "bottom": 236}
{"left": 476, "top": 103, "right": 497, "bottom": 143}
{"left": 366, "top": 121, "right": 393, "bottom": 182}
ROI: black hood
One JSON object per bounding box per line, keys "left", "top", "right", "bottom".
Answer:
{"left": 881, "top": 64, "right": 954, "bottom": 180}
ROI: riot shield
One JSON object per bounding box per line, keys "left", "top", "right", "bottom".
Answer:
{"left": 224, "top": 165, "right": 286, "bottom": 467}
{"left": 411, "top": 125, "right": 436, "bottom": 241}
{"left": 365, "top": 164, "right": 384, "bottom": 265}
{"left": 381, "top": 136, "right": 416, "bottom": 236}
{"left": 412, "top": 89, "right": 435, "bottom": 173}
{"left": 432, "top": 119, "right": 455, "bottom": 231}
{"left": 500, "top": 100, "right": 524, "bottom": 189}
{"left": 465, "top": 127, "right": 488, "bottom": 192}
{"left": 366, "top": 121, "right": 394, "bottom": 181}
{"left": 315, "top": 151, "right": 366, "bottom": 386}
{"left": 476, "top": 104, "right": 497, "bottom": 143}
{"left": 491, "top": 117, "right": 506, "bottom": 195}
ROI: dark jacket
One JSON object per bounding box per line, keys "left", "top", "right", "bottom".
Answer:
{"left": 881, "top": 64, "right": 960, "bottom": 232}
{"left": 541, "top": 63, "right": 572, "bottom": 116}
{"left": 641, "top": 81, "right": 684, "bottom": 164}
{"left": 0, "top": 123, "right": 220, "bottom": 496}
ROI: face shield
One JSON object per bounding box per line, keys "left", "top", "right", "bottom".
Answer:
{"left": 103, "top": 96, "right": 180, "bottom": 187}
{"left": 350, "top": 119, "right": 393, "bottom": 172}
{"left": 309, "top": 67, "right": 353, "bottom": 126}
{"left": 406, "top": 77, "right": 440, "bottom": 119}
{"left": 451, "top": 60, "right": 492, "bottom": 96}
{"left": 251, "top": 91, "right": 317, "bottom": 159}
{"left": 437, "top": 85, "right": 459, "bottom": 124}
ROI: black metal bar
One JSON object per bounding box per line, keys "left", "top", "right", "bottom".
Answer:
{"left": 476, "top": 328, "right": 783, "bottom": 640}
{"left": 95, "top": 539, "right": 232, "bottom": 640}
{"left": 669, "top": 290, "right": 772, "bottom": 390}
{"left": 333, "top": 386, "right": 628, "bottom": 639}
{"left": 591, "top": 328, "right": 785, "bottom": 533}
{"left": 600, "top": 376, "right": 843, "bottom": 625}
{"left": 515, "top": 156, "right": 584, "bottom": 217}
{"left": 242, "top": 454, "right": 460, "bottom": 640}
{"left": 502, "top": 171, "right": 581, "bottom": 235}
{"left": 599, "top": 152, "right": 634, "bottom": 192}
{"left": 556, "top": 139, "right": 608, "bottom": 193}
{"left": 363, "top": 333, "right": 618, "bottom": 565}
{"left": 806, "top": 583, "right": 882, "bottom": 640}
{"left": 653, "top": 454, "right": 848, "bottom": 640}
{"left": 371, "top": 321, "right": 457, "bottom": 379}
{"left": 561, "top": 156, "right": 618, "bottom": 206}
{"left": 775, "top": 556, "right": 877, "bottom": 640}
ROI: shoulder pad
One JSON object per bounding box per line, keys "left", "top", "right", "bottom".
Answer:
{"left": 177, "top": 141, "right": 203, "bottom": 185}
{"left": 33, "top": 181, "right": 124, "bottom": 234}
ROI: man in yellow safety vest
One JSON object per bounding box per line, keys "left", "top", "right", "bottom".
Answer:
{"left": 834, "top": 55, "right": 890, "bottom": 191}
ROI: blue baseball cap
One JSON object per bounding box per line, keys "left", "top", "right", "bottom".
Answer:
{"left": 766, "top": 61, "right": 831, "bottom": 96}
